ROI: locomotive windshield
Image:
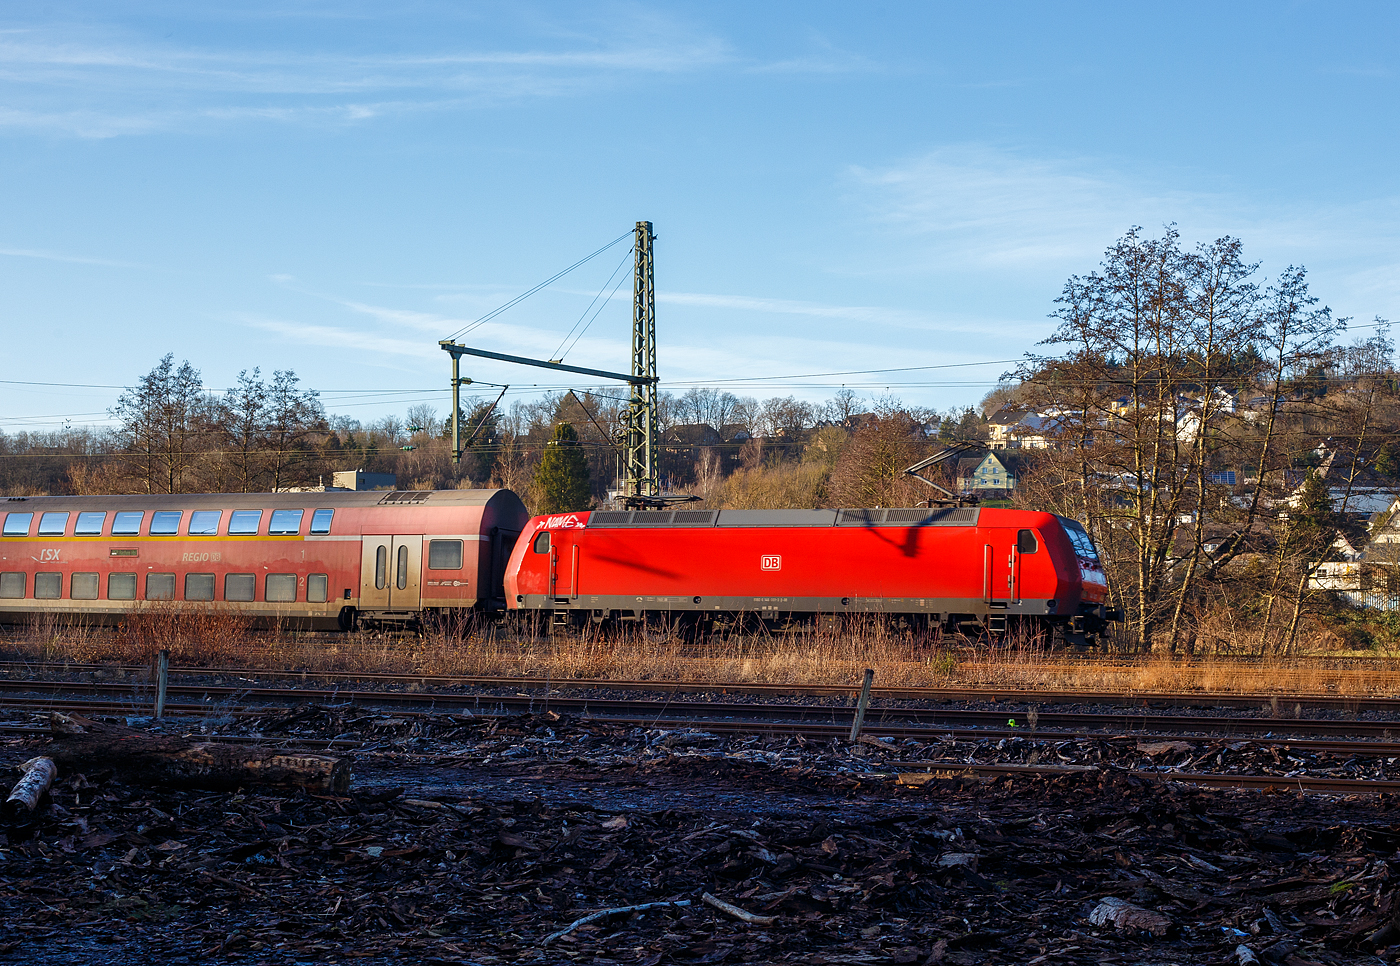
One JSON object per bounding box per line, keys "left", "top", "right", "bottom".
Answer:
{"left": 1060, "top": 520, "right": 1101, "bottom": 560}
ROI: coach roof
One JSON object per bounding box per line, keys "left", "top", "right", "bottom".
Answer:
{"left": 0, "top": 489, "right": 518, "bottom": 512}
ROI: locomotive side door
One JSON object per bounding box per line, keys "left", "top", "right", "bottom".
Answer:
{"left": 360, "top": 536, "right": 422, "bottom": 611}
{"left": 545, "top": 535, "right": 579, "bottom": 601}
{"left": 983, "top": 531, "right": 1015, "bottom": 605}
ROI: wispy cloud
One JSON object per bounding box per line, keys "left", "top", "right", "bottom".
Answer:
{"left": 745, "top": 32, "right": 878, "bottom": 75}
{"left": 0, "top": 13, "right": 733, "bottom": 137}
{"left": 852, "top": 145, "right": 1212, "bottom": 269}
{"left": 0, "top": 245, "right": 143, "bottom": 267}
{"left": 430, "top": 281, "right": 1024, "bottom": 336}
{"left": 240, "top": 315, "right": 440, "bottom": 360}
{"left": 656, "top": 290, "right": 1030, "bottom": 336}
{"left": 852, "top": 144, "right": 1400, "bottom": 321}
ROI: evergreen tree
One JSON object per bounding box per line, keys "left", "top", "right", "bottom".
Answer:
{"left": 533, "top": 422, "right": 592, "bottom": 513}
{"left": 1289, "top": 470, "right": 1341, "bottom": 561}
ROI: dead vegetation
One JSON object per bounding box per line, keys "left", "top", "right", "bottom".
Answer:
{"left": 7, "top": 610, "right": 1400, "bottom": 697}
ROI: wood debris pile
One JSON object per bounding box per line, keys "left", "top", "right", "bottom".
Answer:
{"left": 1, "top": 708, "right": 1399, "bottom": 964}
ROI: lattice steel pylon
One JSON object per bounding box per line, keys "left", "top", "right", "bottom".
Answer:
{"left": 440, "top": 220, "right": 666, "bottom": 505}
{"left": 622, "top": 220, "right": 659, "bottom": 500}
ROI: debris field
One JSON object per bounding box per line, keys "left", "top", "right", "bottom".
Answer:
{"left": 4, "top": 707, "right": 1400, "bottom": 965}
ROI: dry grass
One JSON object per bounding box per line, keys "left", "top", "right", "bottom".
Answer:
{"left": 6, "top": 609, "right": 1400, "bottom": 697}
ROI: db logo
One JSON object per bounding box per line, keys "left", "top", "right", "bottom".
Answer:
{"left": 760, "top": 555, "right": 782, "bottom": 571}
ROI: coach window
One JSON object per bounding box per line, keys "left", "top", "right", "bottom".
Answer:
{"left": 146, "top": 573, "right": 175, "bottom": 600}
{"left": 150, "top": 511, "right": 181, "bottom": 536}
{"left": 0, "top": 573, "right": 24, "bottom": 598}
{"left": 428, "top": 539, "right": 463, "bottom": 570}
{"left": 112, "top": 511, "right": 143, "bottom": 536}
{"left": 225, "top": 573, "right": 255, "bottom": 602}
{"left": 108, "top": 573, "right": 136, "bottom": 600}
{"left": 269, "top": 509, "right": 304, "bottom": 535}
{"left": 38, "top": 512, "right": 70, "bottom": 536}
{"left": 35, "top": 573, "right": 61, "bottom": 599}
{"left": 186, "top": 574, "right": 215, "bottom": 601}
{"left": 2, "top": 512, "right": 33, "bottom": 537}
{"left": 1016, "top": 529, "right": 1039, "bottom": 554}
{"left": 308, "top": 574, "right": 328, "bottom": 603}
{"left": 375, "top": 546, "right": 387, "bottom": 590}
{"left": 396, "top": 545, "right": 409, "bottom": 590}
{"left": 188, "top": 511, "right": 221, "bottom": 536}
{"left": 228, "top": 510, "right": 262, "bottom": 535}
{"left": 266, "top": 574, "right": 297, "bottom": 603}
{"left": 533, "top": 531, "right": 550, "bottom": 554}
{"left": 71, "top": 573, "right": 99, "bottom": 600}
{"left": 75, "top": 512, "right": 106, "bottom": 535}
{"left": 309, "top": 509, "right": 334, "bottom": 534}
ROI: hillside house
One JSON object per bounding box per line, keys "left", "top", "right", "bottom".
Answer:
{"left": 988, "top": 408, "right": 1060, "bottom": 450}
{"left": 1286, "top": 450, "right": 1396, "bottom": 517}
{"left": 956, "top": 452, "right": 1020, "bottom": 495}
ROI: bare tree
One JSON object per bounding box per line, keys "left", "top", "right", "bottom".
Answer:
{"left": 263, "top": 370, "right": 326, "bottom": 491}
{"left": 821, "top": 388, "right": 863, "bottom": 423}
{"left": 730, "top": 397, "right": 761, "bottom": 439}
{"left": 224, "top": 368, "right": 269, "bottom": 493}
{"left": 758, "top": 396, "right": 815, "bottom": 439}
{"left": 111, "top": 354, "right": 208, "bottom": 493}
{"left": 827, "top": 411, "right": 929, "bottom": 508}
{"left": 406, "top": 404, "right": 438, "bottom": 435}
{"left": 675, "top": 387, "right": 741, "bottom": 437}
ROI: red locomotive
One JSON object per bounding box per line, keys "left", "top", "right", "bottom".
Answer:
{"left": 0, "top": 489, "right": 529, "bottom": 629}
{"left": 505, "top": 506, "right": 1115, "bottom": 644}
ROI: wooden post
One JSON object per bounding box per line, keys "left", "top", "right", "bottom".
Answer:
{"left": 849, "top": 668, "right": 875, "bottom": 741}
{"left": 155, "top": 649, "right": 169, "bottom": 719}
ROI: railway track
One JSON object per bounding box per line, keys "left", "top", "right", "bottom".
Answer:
{"left": 3, "top": 709, "right": 1391, "bottom": 797}
{"left": 3, "top": 660, "right": 1400, "bottom": 712}
{"left": 3, "top": 678, "right": 1400, "bottom": 739}
{"left": 5, "top": 697, "right": 1400, "bottom": 760}
{"left": 6, "top": 690, "right": 1400, "bottom": 796}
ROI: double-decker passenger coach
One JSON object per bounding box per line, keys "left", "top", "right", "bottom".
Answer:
{"left": 0, "top": 489, "right": 528, "bottom": 629}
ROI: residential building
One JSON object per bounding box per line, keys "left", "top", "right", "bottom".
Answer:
{"left": 956, "top": 451, "right": 1021, "bottom": 494}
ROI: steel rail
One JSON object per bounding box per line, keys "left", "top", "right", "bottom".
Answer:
{"left": 2, "top": 680, "right": 1399, "bottom": 739}
{"left": 4, "top": 710, "right": 1390, "bottom": 796}
{"left": 3, "top": 661, "right": 1400, "bottom": 712}
{"left": 877, "top": 763, "right": 1400, "bottom": 795}
{"left": 2, "top": 696, "right": 1398, "bottom": 758}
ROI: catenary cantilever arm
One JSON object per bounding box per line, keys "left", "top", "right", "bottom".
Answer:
{"left": 440, "top": 341, "right": 654, "bottom": 386}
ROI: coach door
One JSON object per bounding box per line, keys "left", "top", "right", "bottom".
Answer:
{"left": 487, "top": 529, "right": 520, "bottom": 609}
{"left": 360, "top": 536, "right": 423, "bottom": 611}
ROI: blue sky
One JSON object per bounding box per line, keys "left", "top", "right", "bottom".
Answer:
{"left": 2, "top": 1, "right": 1398, "bottom": 433}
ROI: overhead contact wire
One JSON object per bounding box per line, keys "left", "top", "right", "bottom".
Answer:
{"left": 443, "top": 231, "right": 632, "bottom": 342}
